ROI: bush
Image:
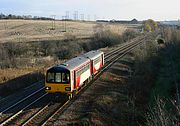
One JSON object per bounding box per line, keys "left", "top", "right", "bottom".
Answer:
{"left": 122, "top": 29, "right": 139, "bottom": 42}
{"left": 64, "top": 33, "right": 76, "bottom": 41}
{"left": 143, "top": 19, "right": 158, "bottom": 32}
{"left": 93, "top": 24, "right": 123, "bottom": 47}
{"left": 81, "top": 24, "right": 124, "bottom": 51}
{"left": 82, "top": 25, "right": 140, "bottom": 52}
{"left": 56, "top": 42, "right": 82, "bottom": 59}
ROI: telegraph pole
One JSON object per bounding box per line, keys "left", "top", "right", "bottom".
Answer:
{"left": 74, "top": 11, "right": 78, "bottom": 21}
{"left": 62, "top": 16, "right": 66, "bottom": 32}
{"left": 66, "top": 11, "right": 69, "bottom": 20}
{"left": 51, "top": 15, "right": 56, "bottom": 30}
{"left": 87, "top": 15, "right": 90, "bottom": 21}
{"left": 94, "top": 15, "right": 97, "bottom": 21}
{"left": 80, "top": 14, "right": 84, "bottom": 21}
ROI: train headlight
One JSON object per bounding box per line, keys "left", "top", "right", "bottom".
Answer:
{"left": 45, "top": 87, "right": 51, "bottom": 90}
{"left": 65, "top": 87, "right": 71, "bottom": 91}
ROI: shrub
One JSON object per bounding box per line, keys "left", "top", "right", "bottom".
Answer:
{"left": 56, "top": 42, "right": 82, "bottom": 59}
{"left": 143, "top": 19, "right": 158, "bottom": 32}
{"left": 81, "top": 24, "right": 124, "bottom": 51}
{"left": 64, "top": 33, "right": 76, "bottom": 41}
{"left": 122, "top": 29, "right": 139, "bottom": 42}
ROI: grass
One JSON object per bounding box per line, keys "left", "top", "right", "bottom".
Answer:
{"left": 0, "top": 20, "right": 127, "bottom": 43}
{"left": 0, "top": 67, "right": 40, "bottom": 84}
{"left": 0, "top": 69, "right": 44, "bottom": 96}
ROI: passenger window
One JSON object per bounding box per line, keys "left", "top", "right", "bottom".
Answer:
{"left": 55, "top": 73, "right": 61, "bottom": 82}
{"left": 47, "top": 72, "right": 55, "bottom": 82}
{"left": 62, "top": 73, "right": 70, "bottom": 83}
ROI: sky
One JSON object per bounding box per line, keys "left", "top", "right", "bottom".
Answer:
{"left": 0, "top": 0, "right": 179, "bottom": 21}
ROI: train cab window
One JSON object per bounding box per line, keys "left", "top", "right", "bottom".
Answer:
{"left": 62, "top": 73, "right": 70, "bottom": 83}
{"left": 55, "top": 73, "right": 61, "bottom": 82}
{"left": 47, "top": 72, "right": 55, "bottom": 82}
{"left": 46, "top": 71, "right": 70, "bottom": 83}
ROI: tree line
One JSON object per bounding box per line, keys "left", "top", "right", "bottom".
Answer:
{"left": 0, "top": 13, "right": 53, "bottom": 20}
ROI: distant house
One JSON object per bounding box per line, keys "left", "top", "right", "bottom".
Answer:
{"left": 95, "top": 18, "right": 139, "bottom": 24}
{"left": 130, "top": 19, "right": 138, "bottom": 24}
{"left": 109, "top": 18, "right": 139, "bottom": 24}
{"left": 96, "top": 20, "right": 109, "bottom": 23}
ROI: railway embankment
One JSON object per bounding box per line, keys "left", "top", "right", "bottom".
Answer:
{"left": 129, "top": 30, "right": 180, "bottom": 125}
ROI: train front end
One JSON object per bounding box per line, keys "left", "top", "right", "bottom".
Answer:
{"left": 45, "top": 65, "right": 72, "bottom": 95}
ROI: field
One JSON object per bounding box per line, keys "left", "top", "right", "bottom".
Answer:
{"left": 0, "top": 19, "right": 136, "bottom": 94}
{"left": 0, "top": 20, "right": 127, "bottom": 43}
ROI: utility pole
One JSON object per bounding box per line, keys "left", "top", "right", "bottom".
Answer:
{"left": 94, "top": 15, "right": 97, "bottom": 21}
{"left": 87, "top": 15, "right": 90, "bottom": 21}
{"left": 62, "top": 16, "right": 66, "bottom": 32}
{"left": 80, "top": 14, "right": 84, "bottom": 21}
{"left": 66, "top": 11, "right": 69, "bottom": 20}
{"left": 51, "top": 15, "right": 56, "bottom": 30}
{"left": 4, "top": 21, "right": 8, "bottom": 30}
{"left": 74, "top": 11, "right": 78, "bottom": 21}
{"left": 76, "top": 11, "right": 78, "bottom": 20}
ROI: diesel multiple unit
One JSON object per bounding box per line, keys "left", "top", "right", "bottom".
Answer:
{"left": 45, "top": 50, "right": 104, "bottom": 97}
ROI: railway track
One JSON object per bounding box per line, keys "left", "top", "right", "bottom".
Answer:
{"left": 0, "top": 94, "right": 49, "bottom": 126}
{"left": 23, "top": 36, "right": 145, "bottom": 126}
{"left": 104, "top": 35, "right": 145, "bottom": 59}
{"left": 0, "top": 35, "right": 145, "bottom": 126}
{"left": 0, "top": 88, "right": 46, "bottom": 126}
{"left": 41, "top": 36, "right": 145, "bottom": 126}
{"left": 0, "top": 81, "right": 43, "bottom": 112}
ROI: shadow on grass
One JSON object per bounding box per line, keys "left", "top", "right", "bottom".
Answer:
{"left": 0, "top": 71, "right": 44, "bottom": 97}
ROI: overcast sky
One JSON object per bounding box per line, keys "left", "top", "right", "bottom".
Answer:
{"left": 0, "top": 0, "right": 179, "bottom": 21}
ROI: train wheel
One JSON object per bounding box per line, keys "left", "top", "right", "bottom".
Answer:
{"left": 68, "top": 94, "right": 73, "bottom": 99}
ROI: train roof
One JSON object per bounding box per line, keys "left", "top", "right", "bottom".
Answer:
{"left": 55, "top": 56, "right": 90, "bottom": 71}
{"left": 47, "top": 50, "right": 103, "bottom": 72}
{"left": 47, "top": 65, "right": 69, "bottom": 73}
{"left": 83, "top": 50, "right": 103, "bottom": 60}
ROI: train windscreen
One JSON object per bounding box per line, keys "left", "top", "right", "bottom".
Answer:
{"left": 46, "top": 72, "right": 70, "bottom": 83}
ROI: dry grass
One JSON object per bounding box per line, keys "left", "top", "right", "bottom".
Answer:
{"left": 0, "top": 69, "right": 45, "bottom": 96}
{"left": 0, "top": 58, "right": 62, "bottom": 84}
{"left": 0, "top": 67, "right": 39, "bottom": 84}
{"left": 0, "top": 20, "right": 127, "bottom": 43}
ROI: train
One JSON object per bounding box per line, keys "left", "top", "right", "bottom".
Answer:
{"left": 45, "top": 50, "right": 104, "bottom": 99}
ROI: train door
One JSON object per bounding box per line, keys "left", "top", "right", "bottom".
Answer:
{"left": 101, "top": 54, "right": 104, "bottom": 66}
{"left": 71, "top": 71, "right": 74, "bottom": 91}
{"left": 90, "top": 60, "right": 93, "bottom": 75}
{"left": 74, "top": 71, "right": 76, "bottom": 89}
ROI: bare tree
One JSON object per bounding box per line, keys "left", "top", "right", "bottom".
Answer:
{"left": 146, "top": 96, "right": 179, "bottom": 126}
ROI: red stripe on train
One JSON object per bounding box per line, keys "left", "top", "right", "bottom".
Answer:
{"left": 76, "top": 76, "right": 81, "bottom": 88}
{"left": 93, "top": 62, "right": 103, "bottom": 74}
